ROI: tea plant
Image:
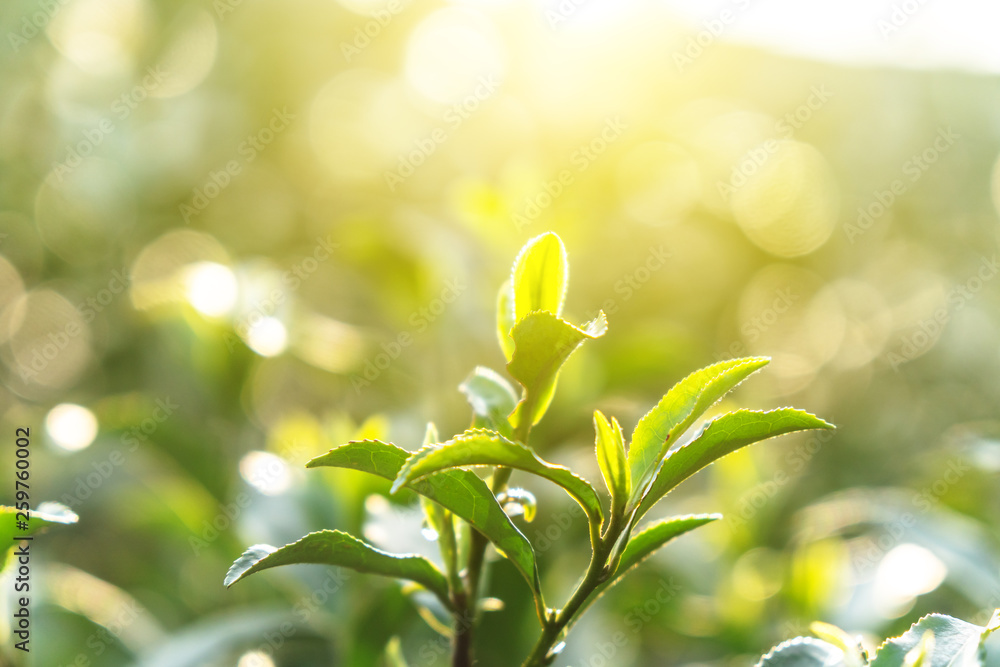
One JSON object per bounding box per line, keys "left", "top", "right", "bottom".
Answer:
{"left": 226, "top": 232, "right": 837, "bottom": 666}
{"left": 757, "top": 612, "right": 999, "bottom": 667}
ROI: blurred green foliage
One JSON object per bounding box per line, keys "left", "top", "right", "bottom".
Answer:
{"left": 1, "top": 0, "right": 1000, "bottom": 665}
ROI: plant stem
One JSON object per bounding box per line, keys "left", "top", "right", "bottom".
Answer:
{"left": 452, "top": 411, "right": 533, "bottom": 666}
{"left": 451, "top": 591, "right": 474, "bottom": 667}
{"left": 520, "top": 511, "right": 626, "bottom": 667}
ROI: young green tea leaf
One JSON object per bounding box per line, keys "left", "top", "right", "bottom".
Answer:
{"left": 307, "top": 440, "right": 541, "bottom": 598}
{"left": 393, "top": 429, "right": 603, "bottom": 525}
{"left": 508, "top": 311, "right": 607, "bottom": 428}
{"left": 871, "top": 613, "right": 997, "bottom": 667}
{"left": 512, "top": 232, "right": 568, "bottom": 321}
{"left": 497, "top": 279, "right": 517, "bottom": 361}
{"left": 756, "top": 637, "right": 848, "bottom": 667}
{"left": 223, "top": 530, "right": 450, "bottom": 605}
{"left": 636, "top": 408, "right": 834, "bottom": 520}
{"left": 628, "top": 357, "right": 771, "bottom": 503}
{"left": 810, "top": 621, "right": 868, "bottom": 667}
{"left": 593, "top": 410, "right": 630, "bottom": 506}
{"left": 459, "top": 366, "right": 518, "bottom": 439}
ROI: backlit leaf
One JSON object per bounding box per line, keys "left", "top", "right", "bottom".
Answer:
{"left": 224, "top": 530, "right": 450, "bottom": 606}
{"left": 636, "top": 408, "right": 834, "bottom": 520}
{"left": 507, "top": 311, "right": 607, "bottom": 427}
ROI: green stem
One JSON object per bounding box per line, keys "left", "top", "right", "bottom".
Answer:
{"left": 441, "top": 514, "right": 462, "bottom": 595}
{"left": 453, "top": 407, "right": 535, "bottom": 666}
{"left": 520, "top": 510, "right": 627, "bottom": 667}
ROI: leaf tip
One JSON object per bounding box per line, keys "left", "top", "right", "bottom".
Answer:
{"left": 389, "top": 476, "right": 408, "bottom": 495}
{"left": 586, "top": 311, "right": 608, "bottom": 337}
{"left": 224, "top": 544, "right": 278, "bottom": 587}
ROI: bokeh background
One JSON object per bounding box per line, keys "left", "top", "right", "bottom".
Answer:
{"left": 2, "top": 0, "right": 1000, "bottom": 665}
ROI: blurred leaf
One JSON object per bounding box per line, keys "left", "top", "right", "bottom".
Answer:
{"left": 385, "top": 637, "right": 410, "bottom": 667}
{"left": 393, "top": 428, "right": 603, "bottom": 524}
{"left": 224, "top": 530, "right": 451, "bottom": 606}
{"left": 512, "top": 232, "right": 568, "bottom": 321}
{"left": 131, "top": 609, "right": 300, "bottom": 667}
{"left": 789, "top": 539, "right": 846, "bottom": 617}
{"left": 628, "top": 357, "right": 771, "bottom": 501}
{"left": 636, "top": 408, "right": 835, "bottom": 520}
{"left": 756, "top": 637, "right": 847, "bottom": 667}
{"left": 871, "top": 612, "right": 999, "bottom": 667}
{"left": 793, "top": 489, "right": 1000, "bottom": 617}
{"left": 497, "top": 279, "right": 517, "bottom": 361}
{"left": 0, "top": 502, "right": 78, "bottom": 545}
{"left": 594, "top": 410, "right": 630, "bottom": 507}
{"left": 507, "top": 311, "right": 607, "bottom": 428}
{"left": 460, "top": 366, "right": 518, "bottom": 439}
{"left": 307, "top": 441, "right": 541, "bottom": 600}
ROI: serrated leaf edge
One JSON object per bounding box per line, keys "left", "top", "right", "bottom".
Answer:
{"left": 632, "top": 356, "right": 771, "bottom": 457}
{"left": 635, "top": 406, "right": 834, "bottom": 515}
{"left": 872, "top": 613, "right": 982, "bottom": 661}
